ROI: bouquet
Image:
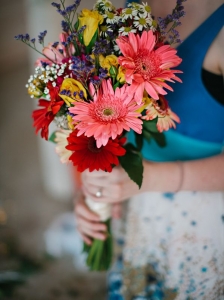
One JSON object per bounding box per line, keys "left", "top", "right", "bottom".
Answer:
{"left": 15, "top": 0, "right": 185, "bottom": 271}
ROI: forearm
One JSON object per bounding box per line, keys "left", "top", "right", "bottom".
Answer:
{"left": 142, "top": 153, "right": 224, "bottom": 193}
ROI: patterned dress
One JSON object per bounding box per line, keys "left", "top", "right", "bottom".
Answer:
{"left": 108, "top": 4, "right": 224, "bottom": 300}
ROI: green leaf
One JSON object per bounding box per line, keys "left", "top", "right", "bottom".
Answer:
{"left": 134, "top": 132, "right": 143, "bottom": 151}
{"left": 109, "top": 66, "right": 117, "bottom": 77}
{"left": 48, "top": 131, "right": 57, "bottom": 144}
{"left": 142, "top": 118, "right": 158, "bottom": 133}
{"left": 56, "top": 104, "right": 67, "bottom": 117}
{"left": 142, "top": 129, "right": 152, "bottom": 142}
{"left": 74, "top": 20, "right": 79, "bottom": 31}
{"left": 49, "top": 131, "right": 57, "bottom": 144}
{"left": 142, "top": 118, "right": 166, "bottom": 147}
{"left": 78, "top": 32, "right": 84, "bottom": 45}
{"left": 151, "top": 132, "right": 166, "bottom": 147}
{"left": 119, "top": 143, "right": 143, "bottom": 189}
{"left": 86, "top": 30, "right": 98, "bottom": 54}
{"left": 113, "top": 81, "right": 120, "bottom": 90}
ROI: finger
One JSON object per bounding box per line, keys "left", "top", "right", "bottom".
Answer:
{"left": 80, "top": 233, "right": 92, "bottom": 245}
{"left": 77, "top": 218, "right": 107, "bottom": 233}
{"left": 82, "top": 184, "right": 123, "bottom": 204}
{"left": 82, "top": 170, "right": 110, "bottom": 182}
{"left": 81, "top": 182, "right": 103, "bottom": 198}
{"left": 112, "top": 203, "right": 122, "bottom": 219}
{"left": 77, "top": 224, "right": 107, "bottom": 241}
{"left": 75, "top": 200, "right": 101, "bottom": 221}
{"left": 81, "top": 176, "right": 110, "bottom": 189}
{"left": 81, "top": 182, "right": 115, "bottom": 200}
{"left": 82, "top": 186, "right": 113, "bottom": 203}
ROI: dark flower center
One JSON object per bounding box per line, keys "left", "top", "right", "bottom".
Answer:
{"left": 157, "top": 96, "right": 168, "bottom": 111}
{"left": 88, "top": 137, "right": 102, "bottom": 153}
{"left": 135, "top": 50, "right": 162, "bottom": 80}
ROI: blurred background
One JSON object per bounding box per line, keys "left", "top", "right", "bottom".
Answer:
{"left": 0, "top": 0, "right": 124, "bottom": 299}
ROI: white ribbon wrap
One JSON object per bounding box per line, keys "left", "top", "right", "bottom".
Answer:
{"left": 85, "top": 197, "right": 111, "bottom": 222}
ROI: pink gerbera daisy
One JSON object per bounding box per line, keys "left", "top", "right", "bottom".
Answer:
{"left": 69, "top": 79, "right": 143, "bottom": 148}
{"left": 116, "top": 30, "right": 182, "bottom": 103}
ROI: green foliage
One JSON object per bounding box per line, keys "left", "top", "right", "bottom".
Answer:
{"left": 135, "top": 132, "right": 144, "bottom": 151}
{"left": 119, "top": 143, "right": 143, "bottom": 189}
{"left": 113, "top": 81, "right": 120, "bottom": 90}
{"left": 142, "top": 119, "right": 166, "bottom": 147}
{"left": 109, "top": 66, "right": 118, "bottom": 78}
{"left": 83, "top": 219, "right": 112, "bottom": 271}
{"left": 56, "top": 104, "right": 67, "bottom": 117}
{"left": 86, "top": 30, "right": 98, "bottom": 54}
{"left": 143, "top": 118, "right": 158, "bottom": 133}
{"left": 49, "top": 131, "right": 57, "bottom": 144}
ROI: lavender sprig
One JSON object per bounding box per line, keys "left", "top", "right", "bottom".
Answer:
{"left": 51, "top": 0, "right": 81, "bottom": 33}
{"left": 14, "top": 32, "right": 54, "bottom": 63}
{"left": 157, "top": 0, "right": 187, "bottom": 45}
{"left": 38, "top": 30, "right": 47, "bottom": 46}
{"left": 92, "top": 38, "right": 111, "bottom": 56}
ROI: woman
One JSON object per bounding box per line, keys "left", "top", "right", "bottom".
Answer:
{"left": 75, "top": 0, "right": 224, "bottom": 299}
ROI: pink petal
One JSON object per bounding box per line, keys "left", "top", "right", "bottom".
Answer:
{"left": 150, "top": 82, "right": 167, "bottom": 95}
{"left": 118, "top": 57, "right": 135, "bottom": 69}
{"left": 144, "top": 81, "right": 159, "bottom": 100}
{"left": 140, "top": 31, "right": 155, "bottom": 52}
{"left": 116, "top": 37, "right": 134, "bottom": 58}
{"left": 128, "top": 32, "right": 138, "bottom": 53}
{"left": 132, "top": 73, "right": 144, "bottom": 83}
{"left": 134, "top": 82, "right": 145, "bottom": 104}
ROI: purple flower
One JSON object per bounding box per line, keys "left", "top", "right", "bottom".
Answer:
{"left": 38, "top": 30, "right": 47, "bottom": 44}
{"left": 157, "top": 0, "right": 186, "bottom": 45}
{"left": 51, "top": 2, "right": 61, "bottom": 9}
{"left": 52, "top": 41, "right": 59, "bottom": 48}
{"left": 61, "top": 20, "right": 69, "bottom": 33}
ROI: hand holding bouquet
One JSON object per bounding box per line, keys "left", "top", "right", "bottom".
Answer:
{"left": 15, "top": 0, "right": 185, "bottom": 270}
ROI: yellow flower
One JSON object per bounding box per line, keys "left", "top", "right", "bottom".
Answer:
{"left": 28, "top": 78, "right": 44, "bottom": 97}
{"left": 117, "top": 66, "right": 126, "bottom": 83}
{"left": 78, "top": 9, "right": 104, "bottom": 46}
{"left": 67, "top": 114, "right": 75, "bottom": 130}
{"left": 152, "top": 20, "right": 157, "bottom": 28}
{"left": 59, "top": 78, "right": 87, "bottom": 106}
{"left": 136, "top": 92, "right": 152, "bottom": 113}
{"left": 99, "top": 54, "right": 118, "bottom": 70}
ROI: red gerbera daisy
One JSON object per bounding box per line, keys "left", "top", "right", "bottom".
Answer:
{"left": 32, "top": 97, "right": 64, "bottom": 140}
{"left": 66, "top": 130, "right": 126, "bottom": 172}
{"left": 32, "top": 82, "right": 64, "bottom": 140}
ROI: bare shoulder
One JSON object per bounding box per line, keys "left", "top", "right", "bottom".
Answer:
{"left": 203, "top": 24, "right": 224, "bottom": 76}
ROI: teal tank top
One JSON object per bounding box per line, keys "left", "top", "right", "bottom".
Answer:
{"left": 126, "top": 3, "right": 224, "bottom": 162}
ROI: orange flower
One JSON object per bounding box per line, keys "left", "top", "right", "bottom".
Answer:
{"left": 142, "top": 95, "right": 180, "bottom": 132}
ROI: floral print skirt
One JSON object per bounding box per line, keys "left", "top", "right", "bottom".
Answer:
{"left": 108, "top": 191, "right": 224, "bottom": 300}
